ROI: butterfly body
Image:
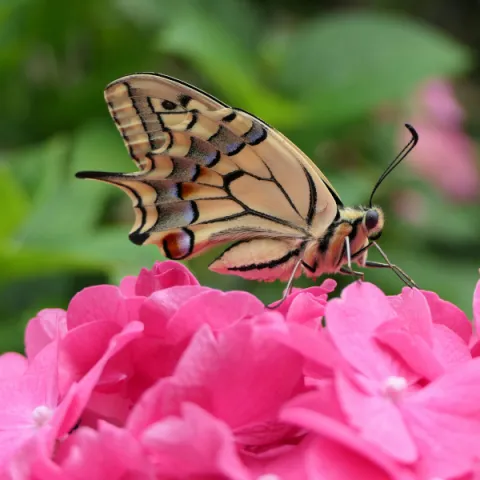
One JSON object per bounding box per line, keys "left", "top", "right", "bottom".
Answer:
{"left": 76, "top": 73, "right": 414, "bottom": 290}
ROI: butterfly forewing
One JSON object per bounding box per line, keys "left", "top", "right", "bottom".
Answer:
{"left": 82, "top": 73, "right": 341, "bottom": 280}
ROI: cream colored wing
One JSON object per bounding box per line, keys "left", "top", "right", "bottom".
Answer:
{"left": 76, "top": 73, "right": 341, "bottom": 280}
{"left": 209, "top": 238, "right": 304, "bottom": 282}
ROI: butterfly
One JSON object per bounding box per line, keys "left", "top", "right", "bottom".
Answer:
{"left": 76, "top": 73, "right": 417, "bottom": 302}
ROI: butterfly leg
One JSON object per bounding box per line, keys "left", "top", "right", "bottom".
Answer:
{"left": 364, "top": 260, "right": 417, "bottom": 288}
{"left": 344, "top": 236, "right": 353, "bottom": 270}
{"left": 339, "top": 265, "right": 364, "bottom": 281}
{"left": 368, "top": 241, "right": 417, "bottom": 287}
{"left": 266, "top": 256, "right": 303, "bottom": 310}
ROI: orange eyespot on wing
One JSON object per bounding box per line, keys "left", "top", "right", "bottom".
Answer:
{"left": 76, "top": 73, "right": 342, "bottom": 279}
{"left": 161, "top": 229, "right": 195, "bottom": 260}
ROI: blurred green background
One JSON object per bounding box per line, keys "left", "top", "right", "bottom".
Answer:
{"left": 2, "top": 0, "right": 480, "bottom": 352}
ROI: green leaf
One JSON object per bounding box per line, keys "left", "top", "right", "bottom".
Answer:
{"left": 0, "top": 226, "right": 160, "bottom": 283}
{"left": 0, "top": 163, "right": 30, "bottom": 239}
{"left": 15, "top": 120, "right": 131, "bottom": 246}
{"left": 5, "top": 135, "right": 69, "bottom": 204}
{"left": 277, "top": 11, "right": 471, "bottom": 127}
{"left": 155, "top": 1, "right": 300, "bottom": 127}
{"left": 58, "top": 227, "right": 162, "bottom": 278}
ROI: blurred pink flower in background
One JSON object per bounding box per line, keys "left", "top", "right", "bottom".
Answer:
{"left": 393, "top": 190, "right": 427, "bottom": 225}
{"left": 403, "top": 79, "right": 479, "bottom": 201}
{"left": 2, "top": 260, "right": 480, "bottom": 479}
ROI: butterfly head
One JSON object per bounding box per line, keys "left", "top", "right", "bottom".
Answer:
{"left": 363, "top": 206, "right": 384, "bottom": 241}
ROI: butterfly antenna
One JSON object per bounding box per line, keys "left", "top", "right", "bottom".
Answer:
{"left": 369, "top": 124, "right": 419, "bottom": 208}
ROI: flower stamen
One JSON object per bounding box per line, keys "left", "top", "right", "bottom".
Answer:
{"left": 382, "top": 376, "right": 407, "bottom": 401}
{"left": 32, "top": 405, "right": 53, "bottom": 428}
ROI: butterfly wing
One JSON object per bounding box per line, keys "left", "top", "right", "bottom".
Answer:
{"left": 76, "top": 73, "right": 341, "bottom": 280}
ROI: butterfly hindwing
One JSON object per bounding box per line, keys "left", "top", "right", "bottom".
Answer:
{"left": 76, "top": 73, "right": 341, "bottom": 280}
{"left": 209, "top": 238, "right": 304, "bottom": 282}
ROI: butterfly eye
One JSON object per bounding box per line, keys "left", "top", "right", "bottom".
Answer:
{"left": 365, "top": 209, "right": 379, "bottom": 231}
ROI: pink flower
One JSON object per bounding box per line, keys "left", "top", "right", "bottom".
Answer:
{"left": 402, "top": 79, "right": 479, "bottom": 201}
{"left": 376, "top": 287, "right": 472, "bottom": 380}
{"left": 470, "top": 279, "right": 480, "bottom": 356}
{"left": 3, "top": 260, "right": 480, "bottom": 479}
{"left": 282, "top": 390, "right": 416, "bottom": 480}
{"left": 140, "top": 403, "right": 251, "bottom": 479}
{"left": 0, "top": 343, "right": 61, "bottom": 471}
{"left": 127, "top": 319, "right": 304, "bottom": 452}
{"left": 120, "top": 260, "right": 199, "bottom": 297}
{"left": 418, "top": 80, "right": 464, "bottom": 128}
{"left": 288, "top": 281, "right": 480, "bottom": 478}
{"left": 393, "top": 190, "right": 427, "bottom": 226}
{"left": 2, "top": 321, "right": 142, "bottom": 478}
{"left": 25, "top": 309, "right": 67, "bottom": 361}
{"left": 35, "top": 422, "right": 153, "bottom": 479}
{"left": 0, "top": 353, "right": 27, "bottom": 380}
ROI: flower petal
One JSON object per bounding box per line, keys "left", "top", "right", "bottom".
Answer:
{"left": 401, "top": 357, "right": 480, "bottom": 479}
{"left": 142, "top": 403, "right": 251, "bottom": 480}
{"left": 135, "top": 260, "right": 199, "bottom": 296}
{"left": 25, "top": 309, "right": 66, "bottom": 361}
{"left": 335, "top": 372, "right": 417, "bottom": 463}
{"left": 423, "top": 290, "right": 471, "bottom": 344}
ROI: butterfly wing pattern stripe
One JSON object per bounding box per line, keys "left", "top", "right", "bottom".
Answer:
{"left": 76, "top": 73, "right": 341, "bottom": 280}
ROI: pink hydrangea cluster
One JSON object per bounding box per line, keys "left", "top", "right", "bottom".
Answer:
{"left": 2, "top": 261, "right": 480, "bottom": 479}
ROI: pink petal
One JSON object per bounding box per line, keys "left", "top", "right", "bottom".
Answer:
{"left": 277, "top": 323, "right": 350, "bottom": 379}
{"left": 58, "top": 321, "right": 121, "bottom": 394}
{"left": 3, "top": 432, "right": 60, "bottom": 480}
{"left": 474, "top": 280, "right": 480, "bottom": 335}
{"left": 126, "top": 377, "right": 190, "bottom": 437}
{"left": 282, "top": 402, "right": 414, "bottom": 480}
{"left": 272, "top": 279, "right": 336, "bottom": 314}
{"left": 401, "top": 357, "right": 480, "bottom": 479}
{"left": 326, "top": 282, "right": 408, "bottom": 381}
{"left": 164, "top": 289, "right": 264, "bottom": 344}
{"left": 285, "top": 292, "right": 327, "bottom": 329}
{"left": 375, "top": 324, "right": 443, "bottom": 381}
{"left": 67, "top": 285, "right": 143, "bottom": 329}
{"left": 283, "top": 381, "right": 347, "bottom": 423}
{"left": 376, "top": 291, "right": 471, "bottom": 380}
{"left": 307, "top": 436, "right": 413, "bottom": 480}
{"left": 173, "top": 323, "right": 303, "bottom": 430}
{"left": 0, "top": 353, "right": 27, "bottom": 380}
{"left": 131, "top": 335, "right": 188, "bottom": 397}
{"left": 53, "top": 422, "right": 153, "bottom": 479}
{"left": 139, "top": 286, "right": 208, "bottom": 339}
{"left": 0, "top": 343, "right": 60, "bottom": 429}
{"left": 423, "top": 290, "right": 472, "bottom": 344}
{"left": 141, "top": 402, "right": 251, "bottom": 480}
{"left": 135, "top": 260, "right": 199, "bottom": 296}
{"left": 0, "top": 343, "right": 61, "bottom": 467}
{"left": 243, "top": 438, "right": 311, "bottom": 480}
{"left": 118, "top": 275, "right": 137, "bottom": 296}
{"left": 471, "top": 340, "right": 480, "bottom": 358}
{"left": 335, "top": 372, "right": 417, "bottom": 463}
{"left": 55, "top": 321, "right": 144, "bottom": 437}
{"left": 25, "top": 309, "right": 66, "bottom": 360}
{"left": 128, "top": 322, "right": 303, "bottom": 449}
{"left": 431, "top": 323, "right": 472, "bottom": 369}
{"left": 389, "top": 288, "right": 433, "bottom": 345}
